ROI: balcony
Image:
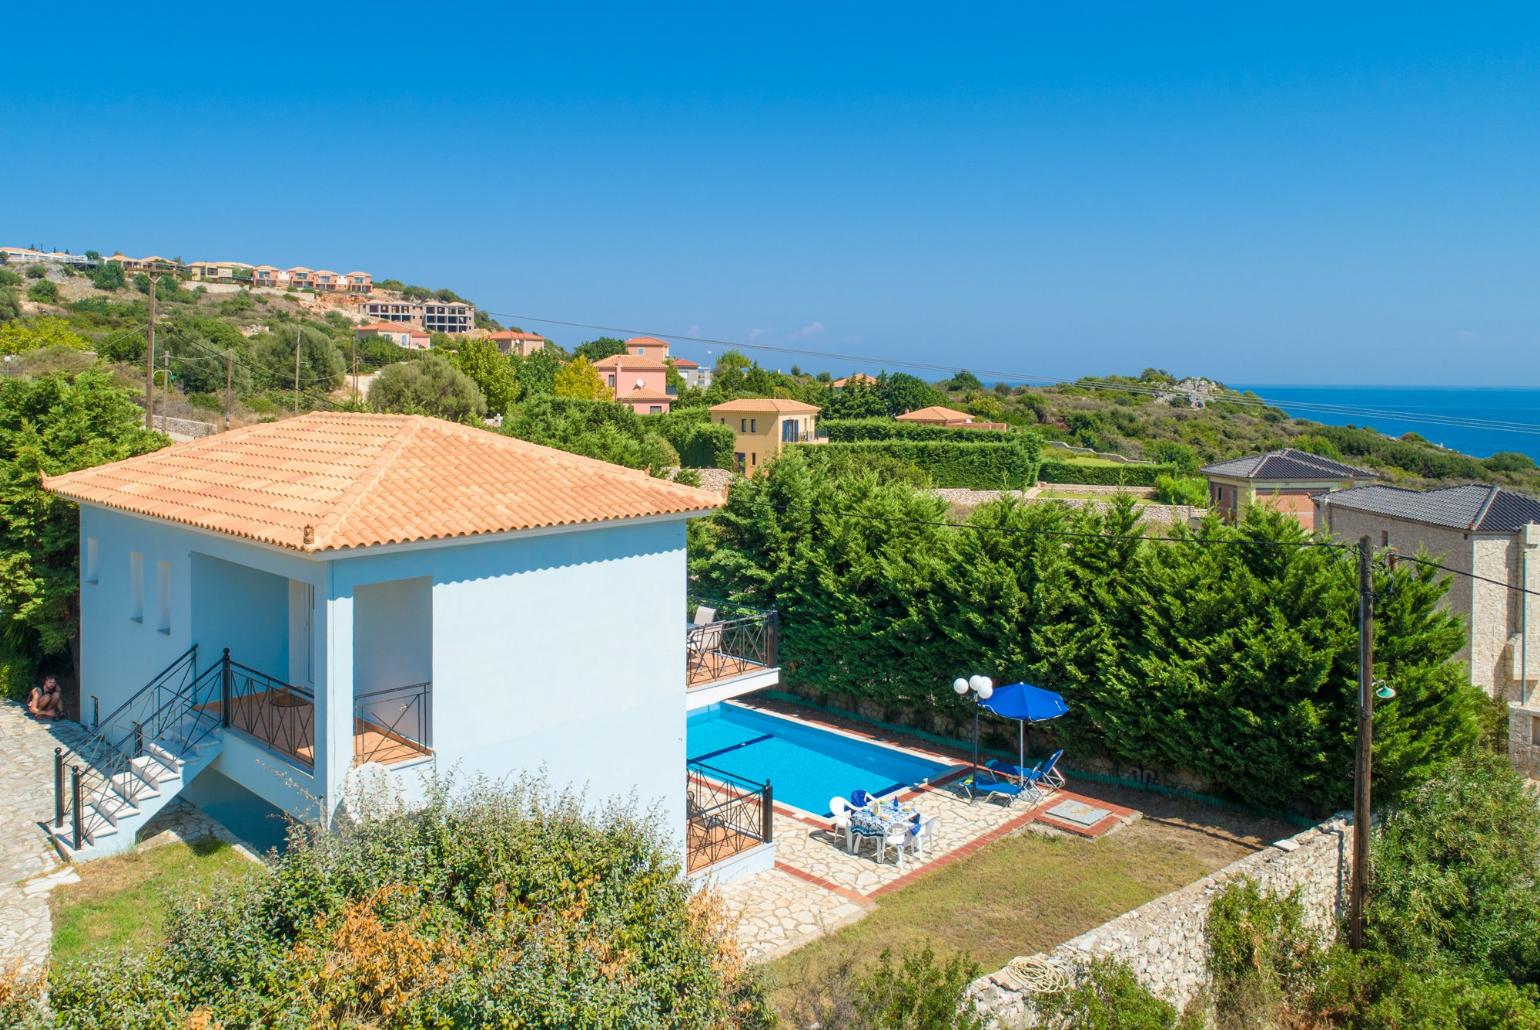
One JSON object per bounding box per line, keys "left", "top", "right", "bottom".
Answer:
{"left": 201, "top": 656, "right": 431, "bottom": 770}
{"left": 686, "top": 604, "right": 780, "bottom": 708}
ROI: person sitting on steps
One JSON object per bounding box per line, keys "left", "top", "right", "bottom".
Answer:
{"left": 27, "top": 675, "right": 64, "bottom": 720}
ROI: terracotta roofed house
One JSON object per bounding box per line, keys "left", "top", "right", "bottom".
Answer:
{"left": 593, "top": 352, "right": 673, "bottom": 413}
{"left": 831, "top": 373, "right": 878, "bottom": 389}
{"left": 1200, "top": 448, "right": 1376, "bottom": 529}
{"left": 710, "top": 397, "right": 822, "bottom": 475}
{"left": 37, "top": 412, "right": 779, "bottom": 866}
{"left": 895, "top": 405, "right": 1007, "bottom": 430}
{"left": 625, "top": 336, "right": 671, "bottom": 360}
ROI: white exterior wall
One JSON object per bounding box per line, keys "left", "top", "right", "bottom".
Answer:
{"left": 77, "top": 507, "right": 693, "bottom": 848}
{"left": 78, "top": 506, "right": 329, "bottom": 814}
{"left": 326, "top": 518, "right": 690, "bottom": 845}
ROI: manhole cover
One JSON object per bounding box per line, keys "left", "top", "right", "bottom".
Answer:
{"left": 1044, "top": 800, "right": 1111, "bottom": 827}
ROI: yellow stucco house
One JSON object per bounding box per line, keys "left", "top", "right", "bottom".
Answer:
{"left": 709, "top": 398, "right": 822, "bottom": 475}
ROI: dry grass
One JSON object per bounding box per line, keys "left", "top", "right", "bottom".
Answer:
{"left": 763, "top": 812, "right": 1273, "bottom": 1017}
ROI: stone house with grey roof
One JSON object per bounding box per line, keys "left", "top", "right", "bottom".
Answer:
{"left": 1315, "top": 484, "right": 1540, "bottom": 705}
{"left": 1200, "top": 449, "right": 1377, "bottom": 531}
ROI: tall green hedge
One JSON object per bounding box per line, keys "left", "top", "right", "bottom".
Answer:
{"left": 804, "top": 436, "right": 1040, "bottom": 489}
{"left": 689, "top": 450, "right": 1486, "bottom": 814}
{"left": 1038, "top": 459, "right": 1173, "bottom": 486}
{"left": 822, "top": 418, "right": 1021, "bottom": 443}
{"left": 647, "top": 410, "right": 736, "bottom": 469}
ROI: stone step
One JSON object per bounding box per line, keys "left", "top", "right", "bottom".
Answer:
{"left": 131, "top": 754, "right": 180, "bottom": 787}
{"left": 146, "top": 741, "right": 183, "bottom": 770}
{"left": 109, "top": 769, "right": 159, "bottom": 806}
{"left": 92, "top": 791, "right": 138, "bottom": 826}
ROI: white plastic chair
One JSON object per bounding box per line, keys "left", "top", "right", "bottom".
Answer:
{"left": 882, "top": 825, "right": 917, "bottom": 867}
{"left": 692, "top": 606, "right": 717, "bottom": 627}
{"left": 830, "top": 796, "right": 852, "bottom": 846}
{"left": 911, "top": 815, "right": 940, "bottom": 858}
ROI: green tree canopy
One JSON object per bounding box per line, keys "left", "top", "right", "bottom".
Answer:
{"left": 505, "top": 397, "right": 678, "bottom": 475}
{"left": 512, "top": 346, "right": 563, "bottom": 398}
{"left": 0, "top": 317, "right": 90, "bottom": 355}
{"left": 0, "top": 371, "right": 165, "bottom": 687}
{"left": 573, "top": 336, "right": 628, "bottom": 362}
{"left": 553, "top": 356, "right": 611, "bottom": 400}
{"left": 689, "top": 451, "right": 1486, "bottom": 813}
{"left": 451, "top": 336, "right": 519, "bottom": 417}
{"left": 877, "top": 372, "right": 946, "bottom": 417}
{"left": 368, "top": 354, "right": 487, "bottom": 422}
{"left": 252, "top": 325, "right": 346, "bottom": 396}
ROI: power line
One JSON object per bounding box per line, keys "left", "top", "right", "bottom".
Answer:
{"left": 484, "top": 310, "right": 1540, "bottom": 439}
{"left": 1394, "top": 553, "right": 1540, "bottom": 600}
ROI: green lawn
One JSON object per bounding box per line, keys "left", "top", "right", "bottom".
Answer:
{"left": 763, "top": 819, "right": 1233, "bottom": 1015}
{"left": 1038, "top": 488, "right": 1154, "bottom": 504}
{"left": 51, "top": 838, "right": 262, "bottom": 967}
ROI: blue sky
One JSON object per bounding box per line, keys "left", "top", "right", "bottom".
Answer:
{"left": 4, "top": 3, "right": 1538, "bottom": 385}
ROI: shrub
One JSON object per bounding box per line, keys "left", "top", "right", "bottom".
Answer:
{"left": 0, "top": 268, "right": 21, "bottom": 288}
{"left": 1207, "top": 879, "right": 1323, "bottom": 1027}
{"left": 1485, "top": 450, "right": 1537, "bottom": 473}
{"left": 651, "top": 410, "right": 736, "bottom": 468}
{"left": 1365, "top": 752, "right": 1540, "bottom": 981}
{"left": 506, "top": 396, "right": 678, "bottom": 475}
{"left": 85, "top": 262, "right": 125, "bottom": 291}
{"left": 1152, "top": 474, "right": 1208, "bottom": 505}
{"left": 807, "top": 437, "right": 1039, "bottom": 489}
{"left": 1038, "top": 958, "right": 1195, "bottom": 1029}
{"left": 823, "top": 418, "right": 1020, "bottom": 443}
{"left": 25, "top": 280, "right": 58, "bottom": 304}
{"left": 779, "top": 941, "right": 982, "bottom": 1029}
{"left": 41, "top": 779, "right": 772, "bottom": 1028}
{"left": 1309, "top": 947, "right": 1540, "bottom": 1028}
{"left": 23, "top": 264, "right": 46, "bottom": 279}
{"left": 0, "top": 317, "right": 90, "bottom": 354}
{"left": 1038, "top": 459, "right": 1172, "bottom": 486}
{"left": 368, "top": 354, "right": 486, "bottom": 422}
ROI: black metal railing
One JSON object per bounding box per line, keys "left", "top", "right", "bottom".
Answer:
{"left": 53, "top": 645, "right": 225, "bottom": 850}
{"left": 686, "top": 760, "right": 773, "bottom": 871}
{"left": 215, "top": 652, "right": 316, "bottom": 770}
{"left": 353, "top": 681, "right": 432, "bottom": 766}
{"left": 686, "top": 608, "right": 779, "bottom": 686}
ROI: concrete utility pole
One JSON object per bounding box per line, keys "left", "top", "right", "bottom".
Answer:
{"left": 144, "top": 273, "right": 159, "bottom": 429}
{"left": 223, "top": 349, "right": 233, "bottom": 431}
{"left": 293, "top": 326, "right": 301, "bottom": 414}
{"left": 351, "top": 335, "right": 358, "bottom": 406}
{"left": 1349, "top": 534, "right": 1375, "bottom": 951}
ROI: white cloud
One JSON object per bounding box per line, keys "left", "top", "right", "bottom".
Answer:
{"left": 748, "top": 328, "right": 766, "bottom": 340}
{"left": 788, "top": 321, "right": 825, "bottom": 340}
{"left": 687, "top": 324, "right": 702, "bottom": 336}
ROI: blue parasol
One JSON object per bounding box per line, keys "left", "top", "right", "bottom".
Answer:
{"left": 973, "top": 682, "right": 1069, "bottom": 777}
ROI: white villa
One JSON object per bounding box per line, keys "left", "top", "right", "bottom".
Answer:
{"left": 42, "top": 413, "right": 780, "bottom": 867}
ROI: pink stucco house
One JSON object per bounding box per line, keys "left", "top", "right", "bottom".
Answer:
{"left": 594, "top": 352, "right": 672, "bottom": 413}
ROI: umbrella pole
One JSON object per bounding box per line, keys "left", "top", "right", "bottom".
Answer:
{"left": 973, "top": 706, "right": 980, "bottom": 776}
{"left": 1019, "top": 721, "right": 1025, "bottom": 778}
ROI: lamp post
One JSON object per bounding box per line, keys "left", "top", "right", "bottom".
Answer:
{"left": 953, "top": 675, "right": 994, "bottom": 773}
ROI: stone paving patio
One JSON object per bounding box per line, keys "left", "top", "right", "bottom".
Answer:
{"left": 0, "top": 700, "right": 94, "bottom": 972}
{"left": 709, "top": 704, "right": 1138, "bottom": 962}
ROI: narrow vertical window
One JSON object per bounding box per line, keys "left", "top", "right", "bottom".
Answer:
{"left": 750, "top": 418, "right": 757, "bottom": 432}
{"left": 156, "top": 561, "right": 171, "bottom": 634}
{"left": 85, "top": 538, "right": 99, "bottom": 584}
{"left": 129, "top": 552, "right": 143, "bottom": 622}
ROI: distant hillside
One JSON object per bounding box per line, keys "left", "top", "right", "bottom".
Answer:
{"left": 933, "top": 370, "right": 1540, "bottom": 494}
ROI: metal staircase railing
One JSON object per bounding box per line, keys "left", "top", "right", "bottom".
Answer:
{"left": 52, "top": 646, "right": 226, "bottom": 851}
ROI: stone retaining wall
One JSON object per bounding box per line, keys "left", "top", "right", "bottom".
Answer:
{"left": 968, "top": 815, "right": 1352, "bottom": 1025}
{"left": 152, "top": 414, "right": 218, "bottom": 438}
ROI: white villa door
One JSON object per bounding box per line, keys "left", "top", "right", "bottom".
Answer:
{"left": 288, "top": 580, "right": 315, "bottom": 689}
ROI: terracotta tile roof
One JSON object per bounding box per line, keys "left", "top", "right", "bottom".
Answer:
{"left": 489, "top": 330, "right": 546, "bottom": 341}
{"left": 896, "top": 405, "right": 974, "bottom": 422}
{"left": 709, "top": 398, "right": 821, "bottom": 414}
{"left": 593, "top": 353, "right": 670, "bottom": 370}
{"left": 832, "top": 373, "right": 878, "bottom": 388}
{"left": 669, "top": 358, "right": 699, "bottom": 368}
{"left": 42, "top": 412, "right": 721, "bottom": 554}
{"left": 626, "top": 336, "right": 670, "bottom": 347}
{"left": 356, "top": 321, "right": 408, "bottom": 332}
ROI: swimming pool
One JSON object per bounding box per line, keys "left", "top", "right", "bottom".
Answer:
{"left": 687, "top": 703, "right": 957, "bottom": 817}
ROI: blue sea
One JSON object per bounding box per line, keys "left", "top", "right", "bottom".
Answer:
{"left": 1235, "top": 385, "right": 1540, "bottom": 463}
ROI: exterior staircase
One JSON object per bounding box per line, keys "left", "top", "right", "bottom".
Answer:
{"left": 48, "top": 647, "right": 226, "bottom": 861}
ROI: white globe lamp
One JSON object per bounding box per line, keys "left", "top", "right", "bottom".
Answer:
{"left": 952, "top": 677, "right": 970, "bottom": 695}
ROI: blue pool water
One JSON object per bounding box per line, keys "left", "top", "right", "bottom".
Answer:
{"left": 687, "top": 704, "right": 956, "bottom": 817}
